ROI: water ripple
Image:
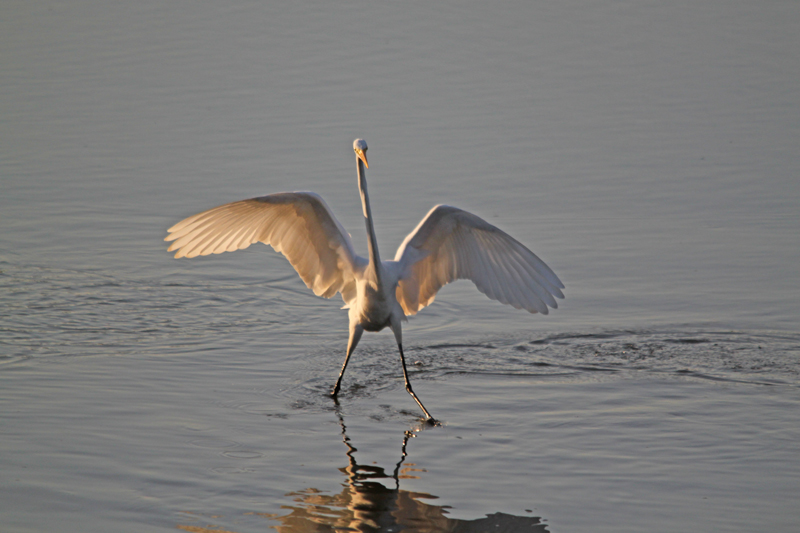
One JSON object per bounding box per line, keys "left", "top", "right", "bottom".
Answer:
{"left": 0, "top": 260, "right": 330, "bottom": 362}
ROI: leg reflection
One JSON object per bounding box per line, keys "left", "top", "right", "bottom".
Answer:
{"left": 338, "top": 409, "right": 415, "bottom": 492}
{"left": 270, "top": 412, "right": 550, "bottom": 533}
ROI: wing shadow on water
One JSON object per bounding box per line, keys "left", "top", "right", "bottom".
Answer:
{"left": 270, "top": 411, "right": 549, "bottom": 533}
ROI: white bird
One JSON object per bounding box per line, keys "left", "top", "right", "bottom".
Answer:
{"left": 165, "top": 139, "right": 564, "bottom": 422}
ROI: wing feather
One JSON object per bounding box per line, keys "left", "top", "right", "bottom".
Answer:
{"left": 494, "top": 236, "right": 556, "bottom": 310}
{"left": 472, "top": 232, "right": 504, "bottom": 303}
{"left": 165, "top": 192, "right": 362, "bottom": 304}
{"left": 486, "top": 237, "right": 537, "bottom": 311}
{"left": 394, "top": 205, "right": 564, "bottom": 315}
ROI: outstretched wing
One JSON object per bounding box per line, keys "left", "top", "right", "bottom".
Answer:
{"left": 165, "top": 192, "right": 363, "bottom": 304}
{"left": 393, "top": 205, "right": 564, "bottom": 315}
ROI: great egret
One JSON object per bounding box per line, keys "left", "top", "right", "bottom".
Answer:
{"left": 165, "top": 139, "right": 564, "bottom": 422}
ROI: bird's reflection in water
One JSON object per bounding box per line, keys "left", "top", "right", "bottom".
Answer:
{"left": 271, "top": 413, "right": 549, "bottom": 533}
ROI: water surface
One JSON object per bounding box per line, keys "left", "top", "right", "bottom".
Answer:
{"left": 2, "top": 1, "right": 799, "bottom": 532}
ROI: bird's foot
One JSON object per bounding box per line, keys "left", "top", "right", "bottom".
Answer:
{"left": 410, "top": 416, "right": 440, "bottom": 431}
{"left": 330, "top": 379, "right": 344, "bottom": 398}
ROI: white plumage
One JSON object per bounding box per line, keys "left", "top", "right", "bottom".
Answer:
{"left": 165, "top": 139, "right": 564, "bottom": 422}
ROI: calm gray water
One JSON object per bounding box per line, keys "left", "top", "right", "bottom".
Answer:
{"left": 2, "top": 1, "right": 799, "bottom": 532}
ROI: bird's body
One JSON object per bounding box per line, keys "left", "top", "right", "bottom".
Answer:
{"left": 165, "top": 139, "right": 564, "bottom": 422}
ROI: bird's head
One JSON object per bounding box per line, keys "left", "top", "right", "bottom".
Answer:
{"left": 353, "top": 139, "right": 369, "bottom": 169}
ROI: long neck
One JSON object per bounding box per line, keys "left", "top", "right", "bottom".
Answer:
{"left": 357, "top": 157, "right": 382, "bottom": 281}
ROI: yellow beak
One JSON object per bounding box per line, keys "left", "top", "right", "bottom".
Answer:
{"left": 356, "top": 149, "right": 369, "bottom": 169}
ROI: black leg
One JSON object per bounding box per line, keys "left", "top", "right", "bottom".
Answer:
{"left": 332, "top": 323, "right": 363, "bottom": 397}
{"left": 398, "top": 343, "right": 435, "bottom": 423}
